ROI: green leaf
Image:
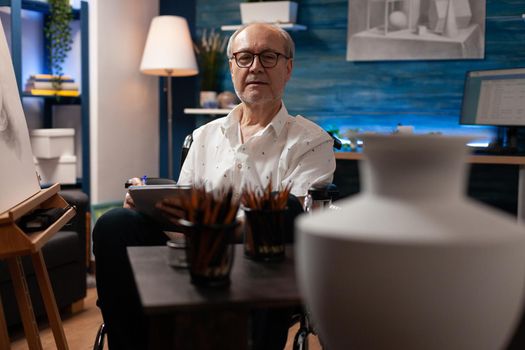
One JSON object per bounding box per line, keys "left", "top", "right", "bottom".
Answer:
{"left": 44, "top": 0, "right": 73, "bottom": 75}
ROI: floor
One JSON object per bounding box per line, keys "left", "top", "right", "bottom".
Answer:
{"left": 9, "top": 279, "right": 322, "bottom": 349}
{"left": 10, "top": 286, "right": 102, "bottom": 350}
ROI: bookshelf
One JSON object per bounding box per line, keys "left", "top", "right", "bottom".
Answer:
{"left": 1, "top": 0, "right": 90, "bottom": 196}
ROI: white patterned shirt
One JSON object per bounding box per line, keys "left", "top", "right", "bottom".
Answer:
{"left": 177, "top": 103, "right": 335, "bottom": 197}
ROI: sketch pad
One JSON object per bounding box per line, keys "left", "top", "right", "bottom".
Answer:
{"left": 128, "top": 185, "right": 191, "bottom": 226}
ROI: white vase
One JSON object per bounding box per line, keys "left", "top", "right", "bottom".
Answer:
{"left": 240, "top": 1, "right": 298, "bottom": 24}
{"left": 296, "top": 134, "right": 525, "bottom": 350}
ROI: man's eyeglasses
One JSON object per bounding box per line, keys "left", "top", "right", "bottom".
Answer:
{"left": 230, "top": 51, "right": 290, "bottom": 68}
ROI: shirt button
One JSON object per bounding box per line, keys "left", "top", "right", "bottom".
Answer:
{"left": 237, "top": 164, "right": 242, "bottom": 169}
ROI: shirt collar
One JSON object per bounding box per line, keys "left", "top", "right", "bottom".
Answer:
{"left": 220, "top": 102, "right": 289, "bottom": 139}
{"left": 221, "top": 104, "right": 242, "bottom": 134}
{"left": 267, "top": 103, "right": 289, "bottom": 138}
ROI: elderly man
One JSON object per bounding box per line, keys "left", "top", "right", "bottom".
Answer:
{"left": 93, "top": 23, "right": 335, "bottom": 349}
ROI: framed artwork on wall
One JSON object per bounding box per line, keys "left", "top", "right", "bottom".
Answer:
{"left": 347, "top": 0, "right": 485, "bottom": 61}
{"left": 0, "top": 23, "right": 41, "bottom": 213}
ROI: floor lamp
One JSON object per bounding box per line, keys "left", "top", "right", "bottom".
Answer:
{"left": 140, "top": 16, "right": 198, "bottom": 179}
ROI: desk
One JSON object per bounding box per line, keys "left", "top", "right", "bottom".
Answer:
{"left": 335, "top": 153, "right": 525, "bottom": 223}
{"left": 128, "top": 245, "right": 300, "bottom": 349}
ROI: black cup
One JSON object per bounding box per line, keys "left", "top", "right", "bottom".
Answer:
{"left": 243, "top": 207, "right": 286, "bottom": 262}
{"left": 178, "top": 219, "right": 238, "bottom": 287}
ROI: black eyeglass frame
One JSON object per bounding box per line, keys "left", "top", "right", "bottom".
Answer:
{"left": 230, "top": 50, "right": 291, "bottom": 68}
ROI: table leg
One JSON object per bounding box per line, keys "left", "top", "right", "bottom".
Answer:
{"left": 148, "top": 309, "right": 249, "bottom": 350}
{"left": 7, "top": 257, "right": 42, "bottom": 350}
{"left": 0, "top": 292, "right": 11, "bottom": 350}
{"left": 31, "top": 251, "right": 69, "bottom": 350}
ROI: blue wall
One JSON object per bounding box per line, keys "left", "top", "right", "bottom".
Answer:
{"left": 196, "top": 0, "right": 525, "bottom": 141}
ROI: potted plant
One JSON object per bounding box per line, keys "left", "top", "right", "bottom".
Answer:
{"left": 44, "top": 0, "right": 73, "bottom": 90}
{"left": 240, "top": 0, "right": 298, "bottom": 25}
{"left": 194, "top": 29, "right": 228, "bottom": 108}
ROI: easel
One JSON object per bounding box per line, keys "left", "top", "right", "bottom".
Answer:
{"left": 0, "top": 183, "right": 75, "bottom": 349}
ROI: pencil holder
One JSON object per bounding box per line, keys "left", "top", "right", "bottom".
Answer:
{"left": 243, "top": 207, "right": 287, "bottom": 262}
{"left": 178, "top": 219, "right": 238, "bottom": 287}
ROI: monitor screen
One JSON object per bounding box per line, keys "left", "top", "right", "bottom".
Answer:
{"left": 460, "top": 68, "right": 525, "bottom": 127}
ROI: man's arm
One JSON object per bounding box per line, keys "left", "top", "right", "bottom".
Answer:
{"left": 282, "top": 138, "right": 336, "bottom": 198}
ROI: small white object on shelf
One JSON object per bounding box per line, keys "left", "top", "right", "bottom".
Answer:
{"left": 240, "top": 1, "right": 298, "bottom": 25}
{"left": 184, "top": 108, "right": 232, "bottom": 115}
{"left": 30, "top": 128, "right": 75, "bottom": 159}
{"left": 34, "top": 155, "right": 77, "bottom": 185}
{"left": 221, "top": 23, "right": 307, "bottom": 32}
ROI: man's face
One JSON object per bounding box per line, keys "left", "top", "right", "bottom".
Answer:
{"left": 229, "top": 25, "right": 293, "bottom": 106}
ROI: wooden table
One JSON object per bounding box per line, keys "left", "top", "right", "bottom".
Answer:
{"left": 336, "top": 152, "right": 525, "bottom": 223}
{"left": 128, "top": 244, "right": 300, "bottom": 350}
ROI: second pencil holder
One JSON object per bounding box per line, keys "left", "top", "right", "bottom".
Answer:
{"left": 179, "top": 219, "right": 237, "bottom": 287}
{"left": 243, "top": 207, "right": 286, "bottom": 262}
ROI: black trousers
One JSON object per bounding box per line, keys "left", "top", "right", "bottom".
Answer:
{"left": 93, "top": 208, "right": 166, "bottom": 349}
{"left": 93, "top": 207, "right": 295, "bottom": 350}
{"left": 507, "top": 312, "right": 525, "bottom": 349}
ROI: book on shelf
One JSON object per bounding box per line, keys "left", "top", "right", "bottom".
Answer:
{"left": 31, "top": 77, "right": 75, "bottom": 83}
{"left": 25, "top": 89, "right": 80, "bottom": 97}
{"left": 29, "top": 74, "right": 74, "bottom": 81}
{"left": 25, "top": 81, "right": 79, "bottom": 91}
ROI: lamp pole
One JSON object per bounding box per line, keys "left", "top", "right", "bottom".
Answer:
{"left": 166, "top": 69, "right": 173, "bottom": 179}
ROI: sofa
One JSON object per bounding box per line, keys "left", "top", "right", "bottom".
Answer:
{"left": 0, "top": 189, "right": 89, "bottom": 329}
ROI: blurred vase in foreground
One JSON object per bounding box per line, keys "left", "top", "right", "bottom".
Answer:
{"left": 296, "top": 134, "right": 525, "bottom": 350}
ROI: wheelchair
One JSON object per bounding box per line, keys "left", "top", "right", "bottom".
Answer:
{"left": 94, "top": 133, "right": 341, "bottom": 350}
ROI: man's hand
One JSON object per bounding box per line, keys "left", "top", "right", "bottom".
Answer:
{"left": 123, "top": 177, "right": 143, "bottom": 208}
{"left": 156, "top": 197, "right": 186, "bottom": 225}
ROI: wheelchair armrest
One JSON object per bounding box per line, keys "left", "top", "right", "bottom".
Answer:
{"left": 328, "top": 132, "right": 343, "bottom": 150}
{"left": 308, "top": 183, "right": 339, "bottom": 201}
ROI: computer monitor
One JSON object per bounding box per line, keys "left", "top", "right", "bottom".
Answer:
{"left": 460, "top": 67, "right": 525, "bottom": 153}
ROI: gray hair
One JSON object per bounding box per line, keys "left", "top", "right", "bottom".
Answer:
{"left": 226, "top": 23, "right": 295, "bottom": 59}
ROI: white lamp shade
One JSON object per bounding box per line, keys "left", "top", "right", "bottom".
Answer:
{"left": 140, "top": 16, "right": 198, "bottom": 77}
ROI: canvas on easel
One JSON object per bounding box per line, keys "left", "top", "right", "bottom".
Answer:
{"left": 0, "top": 22, "right": 41, "bottom": 214}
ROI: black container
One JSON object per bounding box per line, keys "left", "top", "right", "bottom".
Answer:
{"left": 243, "top": 207, "right": 287, "bottom": 262}
{"left": 178, "top": 219, "right": 238, "bottom": 287}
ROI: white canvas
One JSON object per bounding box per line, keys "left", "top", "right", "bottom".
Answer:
{"left": 347, "top": 0, "right": 486, "bottom": 61}
{"left": 0, "top": 23, "right": 41, "bottom": 214}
